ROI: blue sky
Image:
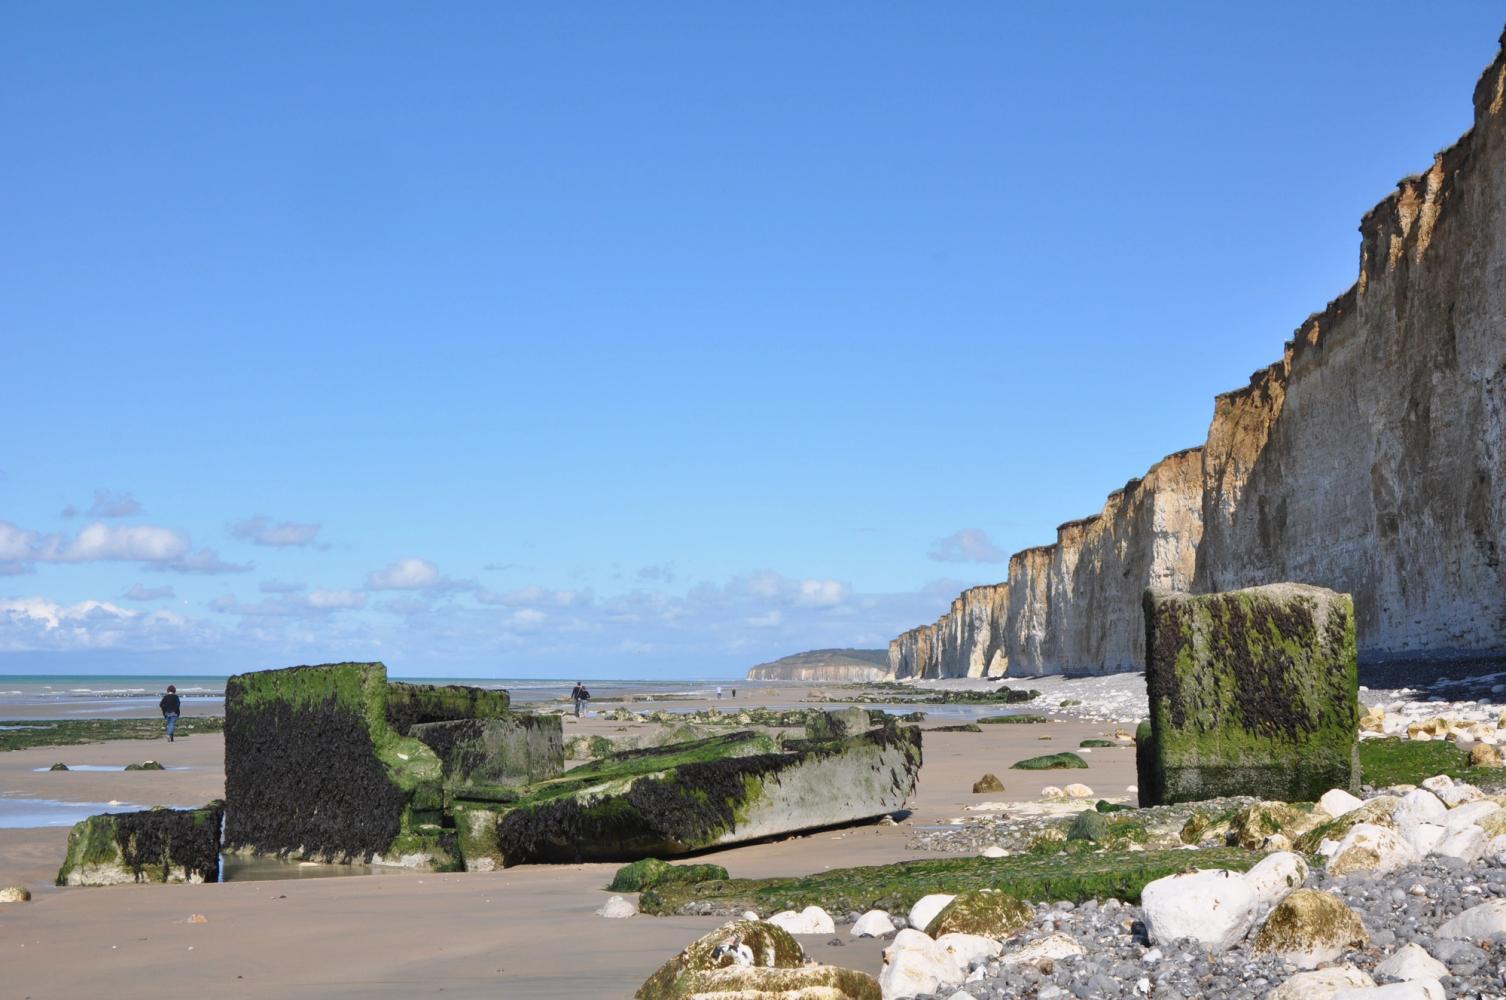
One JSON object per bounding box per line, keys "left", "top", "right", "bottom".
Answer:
{"left": 3, "top": 3, "right": 1503, "bottom": 677}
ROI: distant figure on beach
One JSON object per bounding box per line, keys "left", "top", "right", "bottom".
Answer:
{"left": 570, "top": 681, "right": 584, "bottom": 717}
{"left": 731, "top": 687, "right": 736, "bottom": 699}
{"left": 578, "top": 683, "right": 590, "bottom": 716}
{"left": 160, "top": 685, "right": 181, "bottom": 742}
{"left": 716, "top": 685, "right": 723, "bottom": 700}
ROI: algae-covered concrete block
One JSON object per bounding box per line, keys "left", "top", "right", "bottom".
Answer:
{"left": 224, "top": 662, "right": 466, "bottom": 869}
{"left": 1138, "top": 584, "right": 1359, "bottom": 805}
{"left": 56, "top": 802, "right": 224, "bottom": 886}
{"left": 385, "top": 681, "right": 511, "bottom": 736}
{"left": 409, "top": 714, "right": 564, "bottom": 794}
{"left": 805, "top": 707, "right": 873, "bottom": 739}
{"left": 461, "top": 727, "right": 922, "bottom": 868}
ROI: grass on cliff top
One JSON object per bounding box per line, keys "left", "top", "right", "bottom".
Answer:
{"left": 0, "top": 717, "right": 224, "bottom": 753}
{"left": 1357, "top": 737, "right": 1473, "bottom": 788}
{"left": 638, "top": 847, "right": 1260, "bottom": 916}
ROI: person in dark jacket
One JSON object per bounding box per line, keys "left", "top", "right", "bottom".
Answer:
{"left": 160, "top": 684, "right": 181, "bottom": 741}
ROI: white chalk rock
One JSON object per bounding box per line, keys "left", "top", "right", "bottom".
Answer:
{"left": 1140, "top": 868, "right": 1258, "bottom": 950}
{"left": 1318, "top": 789, "right": 1365, "bottom": 819}
{"left": 1039, "top": 785, "right": 1065, "bottom": 799}
{"left": 907, "top": 894, "right": 957, "bottom": 935}
{"left": 936, "top": 932, "right": 1002, "bottom": 968}
{"left": 1438, "top": 897, "right": 1506, "bottom": 938}
{"left": 0, "top": 886, "right": 31, "bottom": 904}
{"left": 1442, "top": 798, "right": 1501, "bottom": 832}
{"left": 1392, "top": 789, "right": 1446, "bottom": 832}
{"left": 1438, "top": 782, "right": 1482, "bottom": 807}
{"left": 945, "top": 992, "right": 978, "bottom": 1000}
{"left": 1328, "top": 824, "right": 1420, "bottom": 877}
{"left": 851, "top": 909, "right": 896, "bottom": 938}
{"left": 997, "top": 932, "right": 1086, "bottom": 967}
{"left": 1330, "top": 980, "right": 1445, "bottom": 1000}
{"left": 766, "top": 905, "right": 835, "bottom": 935}
{"left": 1373, "top": 943, "right": 1449, "bottom": 983}
{"left": 880, "top": 929, "right": 965, "bottom": 999}
{"left": 1266, "top": 964, "right": 1375, "bottom": 1000}
{"left": 1432, "top": 823, "right": 1486, "bottom": 862}
{"left": 980, "top": 845, "right": 1008, "bottom": 859}
{"left": 1245, "top": 851, "right": 1309, "bottom": 911}
{"left": 1420, "top": 775, "right": 1454, "bottom": 794}
{"left": 1062, "top": 783, "right": 1093, "bottom": 799}
{"left": 742, "top": 910, "right": 759, "bottom": 921}
{"left": 595, "top": 895, "right": 636, "bottom": 918}
{"left": 1405, "top": 823, "right": 1445, "bottom": 857}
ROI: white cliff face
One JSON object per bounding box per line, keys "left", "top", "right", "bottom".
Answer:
{"left": 889, "top": 37, "right": 1506, "bottom": 679}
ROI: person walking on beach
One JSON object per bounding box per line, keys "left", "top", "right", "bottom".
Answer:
{"left": 578, "top": 683, "right": 590, "bottom": 717}
{"left": 716, "top": 685, "right": 723, "bottom": 700}
{"left": 160, "top": 684, "right": 181, "bottom": 742}
{"left": 570, "top": 682, "right": 584, "bottom": 717}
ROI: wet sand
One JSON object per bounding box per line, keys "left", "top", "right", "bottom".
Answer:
{"left": 0, "top": 694, "right": 1138, "bottom": 999}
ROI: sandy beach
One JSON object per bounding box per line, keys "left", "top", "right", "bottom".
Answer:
{"left": 0, "top": 685, "right": 1139, "bottom": 999}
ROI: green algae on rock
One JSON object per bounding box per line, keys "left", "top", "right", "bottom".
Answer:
{"left": 635, "top": 919, "right": 806, "bottom": 1000}
{"left": 0, "top": 717, "right": 224, "bottom": 753}
{"left": 924, "top": 889, "right": 1033, "bottom": 938}
{"left": 1138, "top": 584, "right": 1360, "bottom": 806}
{"left": 608, "top": 858, "right": 731, "bottom": 893}
{"left": 643, "top": 965, "right": 881, "bottom": 1000}
{"left": 223, "top": 662, "right": 539, "bottom": 871}
{"left": 977, "top": 714, "right": 1050, "bottom": 725}
{"left": 1011, "top": 752, "right": 1088, "bottom": 770}
{"left": 56, "top": 801, "right": 224, "bottom": 886}
{"left": 638, "top": 847, "right": 1259, "bottom": 916}
{"left": 1356, "top": 736, "right": 1473, "bottom": 788}
{"left": 804, "top": 707, "right": 874, "bottom": 739}
{"left": 460, "top": 726, "right": 921, "bottom": 868}
{"left": 409, "top": 714, "right": 563, "bottom": 793}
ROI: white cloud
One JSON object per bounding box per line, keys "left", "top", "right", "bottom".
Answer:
{"left": 746, "top": 609, "right": 783, "bottom": 628}
{"left": 259, "top": 579, "right": 305, "bottom": 594}
{"left": 307, "top": 588, "right": 366, "bottom": 610}
{"left": 508, "top": 608, "right": 546, "bottom": 628}
{"left": 55, "top": 522, "right": 189, "bottom": 562}
{"left": 797, "top": 579, "right": 850, "bottom": 607}
{"left": 477, "top": 585, "right": 591, "bottom": 608}
{"left": 367, "top": 557, "right": 444, "bottom": 590}
{"left": 928, "top": 528, "right": 1008, "bottom": 563}
{"left": 62, "top": 488, "right": 143, "bottom": 519}
{"left": 0, "top": 594, "right": 212, "bottom": 653}
{"left": 0, "top": 596, "right": 133, "bottom": 630}
{"left": 230, "top": 516, "right": 322, "bottom": 547}
{"left": 157, "top": 548, "right": 252, "bottom": 575}
{"left": 123, "top": 583, "right": 175, "bottom": 601}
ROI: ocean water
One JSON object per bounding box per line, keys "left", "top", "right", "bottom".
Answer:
{"left": 0, "top": 673, "right": 743, "bottom": 719}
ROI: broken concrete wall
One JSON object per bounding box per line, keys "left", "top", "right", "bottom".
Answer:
{"left": 56, "top": 802, "right": 224, "bottom": 886}
{"left": 1138, "top": 583, "right": 1359, "bottom": 805}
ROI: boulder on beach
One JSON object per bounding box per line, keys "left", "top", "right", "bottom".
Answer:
{"left": 1374, "top": 942, "right": 1448, "bottom": 982}
{"left": 1244, "top": 850, "right": 1309, "bottom": 912}
{"left": 906, "top": 894, "right": 956, "bottom": 935}
{"left": 971, "top": 773, "right": 1004, "bottom": 794}
{"left": 1010, "top": 752, "right": 1087, "bottom": 770}
{"left": 1140, "top": 868, "right": 1258, "bottom": 950}
{"left": 48, "top": 763, "right": 68, "bottom": 771}
{"left": 1267, "top": 964, "right": 1375, "bottom": 1000}
{"left": 597, "top": 895, "right": 636, "bottom": 918}
{"left": 850, "top": 909, "right": 895, "bottom": 937}
{"left": 124, "top": 760, "right": 165, "bottom": 771}
{"left": 1137, "top": 583, "right": 1359, "bottom": 806}
{"left": 56, "top": 801, "right": 224, "bottom": 887}
{"left": 645, "top": 965, "right": 881, "bottom": 999}
{"left": 923, "top": 889, "right": 1032, "bottom": 938}
{"left": 766, "top": 905, "right": 835, "bottom": 935}
{"left": 635, "top": 919, "right": 805, "bottom": 1000}
{"left": 1253, "top": 889, "right": 1368, "bottom": 968}
{"left": 805, "top": 707, "right": 873, "bottom": 740}
{"left": 0, "top": 886, "right": 31, "bottom": 903}
{"left": 880, "top": 929, "right": 965, "bottom": 999}
{"left": 608, "top": 858, "right": 729, "bottom": 893}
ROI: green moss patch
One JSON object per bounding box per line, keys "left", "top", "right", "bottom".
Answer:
{"left": 608, "top": 858, "right": 731, "bottom": 892}
{"left": 636, "top": 920, "right": 805, "bottom": 1000}
{"left": 925, "top": 889, "right": 1032, "bottom": 937}
{"left": 1011, "top": 752, "right": 1088, "bottom": 770}
{"left": 0, "top": 717, "right": 224, "bottom": 753}
{"left": 977, "top": 714, "right": 1049, "bottom": 725}
{"left": 1357, "top": 737, "right": 1473, "bottom": 788}
{"left": 385, "top": 682, "right": 511, "bottom": 736}
{"left": 1080, "top": 739, "right": 1117, "bottom": 748}
{"left": 638, "top": 847, "right": 1259, "bottom": 915}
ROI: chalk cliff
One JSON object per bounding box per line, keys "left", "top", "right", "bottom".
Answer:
{"left": 890, "top": 28, "right": 1506, "bottom": 679}
{"left": 746, "top": 648, "right": 890, "bottom": 682}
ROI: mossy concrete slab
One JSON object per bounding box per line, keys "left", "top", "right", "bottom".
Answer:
{"left": 805, "top": 707, "right": 874, "bottom": 739}
{"left": 224, "top": 662, "right": 489, "bottom": 870}
{"left": 1139, "top": 584, "right": 1359, "bottom": 805}
{"left": 56, "top": 802, "right": 224, "bottom": 886}
{"left": 459, "top": 727, "right": 921, "bottom": 868}
{"left": 409, "top": 714, "right": 563, "bottom": 793}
